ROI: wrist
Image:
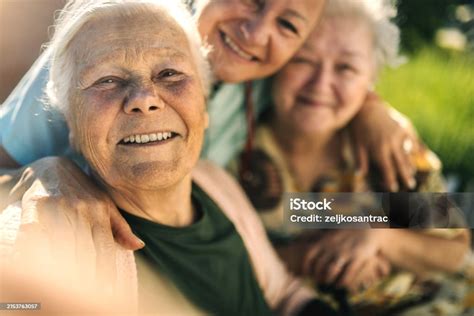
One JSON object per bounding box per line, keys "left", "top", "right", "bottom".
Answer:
{"left": 373, "top": 229, "right": 392, "bottom": 252}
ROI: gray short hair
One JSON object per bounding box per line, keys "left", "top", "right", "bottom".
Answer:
{"left": 323, "top": 0, "right": 403, "bottom": 72}
{"left": 45, "top": 0, "right": 211, "bottom": 114}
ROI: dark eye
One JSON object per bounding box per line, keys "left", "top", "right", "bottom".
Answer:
{"left": 278, "top": 18, "right": 298, "bottom": 35}
{"left": 93, "top": 76, "right": 125, "bottom": 89}
{"left": 156, "top": 69, "right": 186, "bottom": 83}
{"left": 291, "top": 57, "right": 312, "bottom": 65}
{"left": 159, "top": 69, "right": 178, "bottom": 77}
{"left": 336, "top": 63, "right": 356, "bottom": 74}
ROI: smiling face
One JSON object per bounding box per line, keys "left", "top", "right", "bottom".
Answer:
{"left": 196, "top": 0, "right": 325, "bottom": 82}
{"left": 66, "top": 9, "right": 208, "bottom": 191}
{"left": 272, "top": 15, "right": 376, "bottom": 135}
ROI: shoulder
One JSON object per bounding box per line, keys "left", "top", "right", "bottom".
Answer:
{"left": 192, "top": 160, "right": 262, "bottom": 227}
{"left": 193, "top": 160, "right": 247, "bottom": 200}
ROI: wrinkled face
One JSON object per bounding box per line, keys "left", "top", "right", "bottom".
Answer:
{"left": 67, "top": 10, "right": 208, "bottom": 190}
{"left": 272, "top": 16, "right": 376, "bottom": 135}
{"left": 197, "top": 0, "right": 325, "bottom": 82}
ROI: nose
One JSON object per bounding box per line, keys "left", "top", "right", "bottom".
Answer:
{"left": 306, "top": 64, "right": 334, "bottom": 94}
{"left": 123, "top": 85, "right": 164, "bottom": 114}
{"left": 240, "top": 17, "right": 271, "bottom": 47}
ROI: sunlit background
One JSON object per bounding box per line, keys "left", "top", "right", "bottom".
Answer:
{"left": 377, "top": 0, "right": 474, "bottom": 192}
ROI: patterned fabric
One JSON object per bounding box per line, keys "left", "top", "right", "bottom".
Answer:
{"left": 229, "top": 123, "right": 473, "bottom": 315}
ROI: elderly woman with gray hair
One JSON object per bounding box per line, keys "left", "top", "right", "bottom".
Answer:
{"left": 0, "top": 0, "right": 345, "bottom": 315}
{"left": 233, "top": 0, "right": 471, "bottom": 313}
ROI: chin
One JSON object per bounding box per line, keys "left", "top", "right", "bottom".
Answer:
{"left": 132, "top": 162, "right": 188, "bottom": 188}
{"left": 209, "top": 53, "right": 260, "bottom": 83}
{"left": 299, "top": 122, "right": 334, "bottom": 135}
{"left": 211, "top": 63, "right": 247, "bottom": 83}
{"left": 105, "top": 159, "right": 184, "bottom": 189}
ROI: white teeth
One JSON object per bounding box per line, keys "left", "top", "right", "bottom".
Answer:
{"left": 223, "top": 33, "right": 253, "bottom": 61}
{"left": 141, "top": 135, "right": 149, "bottom": 143}
{"left": 122, "top": 132, "right": 175, "bottom": 144}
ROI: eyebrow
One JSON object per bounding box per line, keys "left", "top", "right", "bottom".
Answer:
{"left": 340, "top": 50, "right": 367, "bottom": 59}
{"left": 78, "top": 48, "right": 189, "bottom": 82}
{"left": 284, "top": 9, "right": 308, "bottom": 23}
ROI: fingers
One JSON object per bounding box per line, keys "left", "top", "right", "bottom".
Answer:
{"left": 338, "top": 257, "right": 366, "bottom": 288}
{"left": 313, "top": 251, "right": 336, "bottom": 283}
{"left": 91, "top": 217, "right": 117, "bottom": 292}
{"left": 20, "top": 180, "right": 118, "bottom": 289}
{"left": 392, "top": 146, "right": 416, "bottom": 190}
{"left": 325, "top": 257, "right": 348, "bottom": 284}
{"left": 350, "top": 256, "right": 391, "bottom": 293}
{"left": 376, "top": 146, "right": 398, "bottom": 192}
{"left": 110, "top": 207, "right": 144, "bottom": 250}
{"left": 16, "top": 196, "right": 56, "bottom": 274}
{"left": 356, "top": 143, "right": 369, "bottom": 176}
{"left": 6, "top": 167, "right": 35, "bottom": 206}
{"left": 74, "top": 213, "right": 97, "bottom": 286}
{"left": 376, "top": 256, "right": 391, "bottom": 278}
{"left": 303, "top": 243, "right": 322, "bottom": 275}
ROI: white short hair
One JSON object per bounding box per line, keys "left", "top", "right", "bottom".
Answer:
{"left": 323, "top": 0, "right": 404, "bottom": 72}
{"left": 45, "top": 0, "right": 211, "bottom": 114}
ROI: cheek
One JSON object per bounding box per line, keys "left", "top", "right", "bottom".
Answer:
{"left": 70, "top": 92, "right": 121, "bottom": 154}
{"left": 162, "top": 83, "right": 207, "bottom": 134}
{"left": 269, "top": 39, "right": 303, "bottom": 69}
{"left": 335, "top": 80, "right": 369, "bottom": 122}
{"left": 198, "top": 0, "right": 236, "bottom": 35}
{"left": 272, "top": 68, "right": 310, "bottom": 110}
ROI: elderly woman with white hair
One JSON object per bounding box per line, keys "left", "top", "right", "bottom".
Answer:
{"left": 0, "top": 0, "right": 425, "bottom": 260}
{"left": 0, "top": 1, "right": 346, "bottom": 315}
{"left": 232, "top": 0, "right": 471, "bottom": 312}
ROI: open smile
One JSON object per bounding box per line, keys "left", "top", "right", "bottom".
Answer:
{"left": 297, "top": 95, "right": 335, "bottom": 108}
{"left": 118, "top": 131, "right": 180, "bottom": 146}
{"left": 219, "top": 30, "right": 259, "bottom": 62}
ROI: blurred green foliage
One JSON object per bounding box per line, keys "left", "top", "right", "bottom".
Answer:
{"left": 377, "top": 48, "right": 474, "bottom": 190}
{"left": 396, "top": 0, "right": 460, "bottom": 51}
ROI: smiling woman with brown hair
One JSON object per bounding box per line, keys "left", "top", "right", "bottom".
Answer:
{"left": 0, "top": 1, "right": 344, "bottom": 315}
{"left": 0, "top": 0, "right": 425, "bottom": 271}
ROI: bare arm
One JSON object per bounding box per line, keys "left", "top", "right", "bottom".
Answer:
{"left": 379, "top": 229, "right": 471, "bottom": 275}
{"left": 350, "top": 92, "right": 419, "bottom": 191}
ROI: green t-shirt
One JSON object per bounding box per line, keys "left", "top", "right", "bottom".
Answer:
{"left": 121, "top": 184, "right": 273, "bottom": 316}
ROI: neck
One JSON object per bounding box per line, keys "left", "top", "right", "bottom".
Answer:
{"left": 270, "top": 118, "right": 336, "bottom": 160}
{"left": 270, "top": 117, "right": 341, "bottom": 190}
{"left": 101, "top": 175, "right": 195, "bottom": 227}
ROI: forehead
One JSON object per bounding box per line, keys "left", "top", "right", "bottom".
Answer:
{"left": 70, "top": 8, "right": 191, "bottom": 68}
{"left": 301, "top": 15, "right": 373, "bottom": 56}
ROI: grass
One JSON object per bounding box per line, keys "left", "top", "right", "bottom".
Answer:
{"left": 376, "top": 47, "right": 474, "bottom": 190}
